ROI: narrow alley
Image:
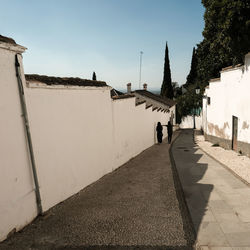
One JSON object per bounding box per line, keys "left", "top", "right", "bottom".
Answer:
{"left": 0, "top": 132, "right": 195, "bottom": 250}
{"left": 2, "top": 130, "right": 250, "bottom": 249}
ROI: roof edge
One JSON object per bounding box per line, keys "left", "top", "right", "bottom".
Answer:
{"left": 25, "top": 74, "right": 107, "bottom": 87}
{"left": 221, "top": 64, "right": 243, "bottom": 73}
{"left": 0, "top": 35, "right": 16, "bottom": 44}
{"left": 112, "top": 94, "right": 135, "bottom": 100}
{"left": 134, "top": 90, "right": 175, "bottom": 107}
{"left": 0, "top": 42, "right": 26, "bottom": 53}
{"left": 209, "top": 78, "right": 221, "bottom": 83}
{"left": 136, "top": 100, "right": 146, "bottom": 106}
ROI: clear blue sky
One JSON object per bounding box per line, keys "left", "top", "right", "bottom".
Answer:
{"left": 1, "top": 0, "right": 204, "bottom": 91}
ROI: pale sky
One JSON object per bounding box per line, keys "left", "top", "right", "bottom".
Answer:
{"left": 1, "top": 0, "right": 204, "bottom": 91}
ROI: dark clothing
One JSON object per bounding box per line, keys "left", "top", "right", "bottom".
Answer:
{"left": 168, "top": 133, "right": 172, "bottom": 144}
{"left": 167, "top": 124, "right": 173, "bottom": 135}
{"left": 166, "top": 122, "right": 173, "bottom": 143}
{"left": 156, "top": 123, "right": 163, "bottom": 143}
{"left": 157, "top": 132, "right": 163, "bottom": 143}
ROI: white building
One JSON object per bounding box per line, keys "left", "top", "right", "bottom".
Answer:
{"left": 202, "top": 52, "right": 250, "bottom": 157}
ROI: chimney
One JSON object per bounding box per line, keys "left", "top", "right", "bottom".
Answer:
{"left": 127, "top": 83, "right": 131, "bottom": 93}
{"left": 143, "top": 83, "right": 147, "bottom": 91}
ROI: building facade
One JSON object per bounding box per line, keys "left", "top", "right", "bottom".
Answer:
{"left": 202, "top": 53, "right": 250, "bottom": 157}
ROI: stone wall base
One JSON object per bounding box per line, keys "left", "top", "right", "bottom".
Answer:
{"left": 204, "top": 133, "right": 250, "bottom": 158}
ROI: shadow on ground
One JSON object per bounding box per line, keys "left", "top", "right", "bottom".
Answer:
{"left": 170, "top": 129, "right": 213, "bottom": 242}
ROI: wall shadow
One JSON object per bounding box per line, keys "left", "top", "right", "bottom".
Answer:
{"left": 169, "top": 129, "right": 213, "bottom": 248}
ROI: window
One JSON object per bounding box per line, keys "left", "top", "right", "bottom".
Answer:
{"left": 207, "top": 97, "right": 211, "bottom": 105}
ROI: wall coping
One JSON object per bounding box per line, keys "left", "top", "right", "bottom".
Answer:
{"left": 209, "top": 78, "right": 221, "bottom": 83}
{"left": 220, "top": 64, "right": 243, "bottom": 74}
{"left": 0, "top": 42, "right": 26, "bottom": 53}
{"left": 26, "top": 80, "right": 112, "bottom": 91}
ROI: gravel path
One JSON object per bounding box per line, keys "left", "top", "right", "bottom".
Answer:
{"left": 195, "top": 131, "right": 250, "bottom": 185}
{"left": 0, "top": 132, "right": 194, "bottom": 250}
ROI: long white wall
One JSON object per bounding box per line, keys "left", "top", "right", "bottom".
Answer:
{"left": 112, "top": 98, "right": 168, "bottom": 168}
{"left": 203, "top": 53, "right": 250, "bottom": 145}
{"left": 0, "top": 45, "right": 37, "bottom": 241}
{"left": 24, "top": 82, "right": 170, "bottom": 212}
{"left": 24, "top": 84, "right": 115, "bottom": 211}
{"left": 0, "top": 42, "right": 171, "bottom": 241}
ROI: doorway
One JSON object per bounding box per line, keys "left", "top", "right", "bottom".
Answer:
{"left": 232, "top": 116, "right": 238, "bottom": 151}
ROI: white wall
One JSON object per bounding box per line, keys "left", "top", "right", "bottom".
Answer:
{"left": 0, "top": 44, "right": 37, "bottom": 241}
{"left": 202, "top": 96, "right": 207, "bottom": 134}
{"left": 203, "top": 53, "right": 250, "bottom": 144}
{"left": 179, "top": 115, "right": 202, "bottom": 129}
{"left": 133, "top": 92, "right": 176, "bottom": 125}
{"left": 24, "top": 83, "right": 115, "bottom": 211}
{"left": 134, "top": 92, "right": 168, "bottom": 110}
{"left": 0, "top": 40, "right": 171, "bottom": 242}
{"left": 24, "top": 82, "right": 170, "bottom": 212}
{"left": 112, "top": 98, "right": 169, "bottom": 168}
{"left": 169, "top": 105, "right": 176, "bottom": 125}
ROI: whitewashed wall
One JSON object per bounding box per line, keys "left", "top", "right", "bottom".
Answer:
{"left": 133, "top": 92, "right": 176, "bottom": 125}
{"left": 202, "top": 97, "right": 207, "bottom": 134}
{"left": 24, "top": 83, "right": 115, "bottom": 211}
{"left": 179, "top": 115, "right": 202, "bottom": 129}
{"left": 112, "top": 98, "right": 169, "bottom": 168}
{"left": 0, "top": 44, "right": 37, "bottom": 241}
{"left": 169, "top": 105, "right": 176, "bottom": 125}
{"left": 203, "top": 53, "right": 250, "bottom": 145}
{"left": 24, "top": 82, "right": 170, "bottom": 212}
{"left": 0, "top": 40, "right": 171, "bottom": 241}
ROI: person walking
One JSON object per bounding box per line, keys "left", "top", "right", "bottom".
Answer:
{"left": 166, "top": 121, "right": 173, "bottom": 144}
{"left": 156, "top": 122, "right": 163, "bottom": 144}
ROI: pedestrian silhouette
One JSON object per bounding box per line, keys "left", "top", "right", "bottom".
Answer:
{"left": 166, "top": 121, "right": 173, "bottom": 144}
{"left": 156, "top": 122, "right": 163, "bottom": 144}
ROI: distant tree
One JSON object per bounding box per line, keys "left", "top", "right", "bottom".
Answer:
{"left": 172, "top": 82, "right": 178, "bottom": 89}
{"left": 185, "top": 47, "right": 198, "bottom": 87}
{"left": 176, "top": 85, "right": 202, "bottom": 123}
{"left": 172, "top": 82, "right": 182, "bottom": 99}
{"left": 92, "top": 71, "right": 96, "bottom": 81}
{"left": 189, "top": 0, "right": 250, "bottom": 88}
{"left": 160, "top": 42, "right": 174, "bottom": 99}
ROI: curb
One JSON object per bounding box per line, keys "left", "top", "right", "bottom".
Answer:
{"left": 168, "top": 130, "right": 198, "bottom": 250}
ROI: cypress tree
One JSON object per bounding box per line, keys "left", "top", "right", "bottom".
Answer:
{"left": 92, "top": 71, "right": 96, "bottom": 80}
{"left": 185, "top": 47, "right": 197, "bottom": 87}
{"left": 160, "top": 42, "right": 174, "bottom": 99}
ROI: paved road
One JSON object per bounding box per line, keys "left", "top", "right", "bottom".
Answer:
{"left": 172, "top": 129, "right": 250, "bottom": 249}
{"left": 0, "top": 132, "right": 195, "bottom": 250}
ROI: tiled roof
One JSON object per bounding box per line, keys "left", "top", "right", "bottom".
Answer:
{"left": 110, "top": 88, "right": 124, "bottom": 97}
{"left": 0, "top": 35, "right": 16, "bottom": 45}
{"left": 146, "top": 104, "right": 153, "bottom": 109}
{"left": 25, "top": 74, "right": 107, "bottom": 87}
{"left": 112, "top": 94, "right": 135, "bottom": 100}
{"left": 134, "top": 90, "right": 176, "bottom": 107}
{"left": 136, "top": 100, "right": 146, "bottom": 106}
